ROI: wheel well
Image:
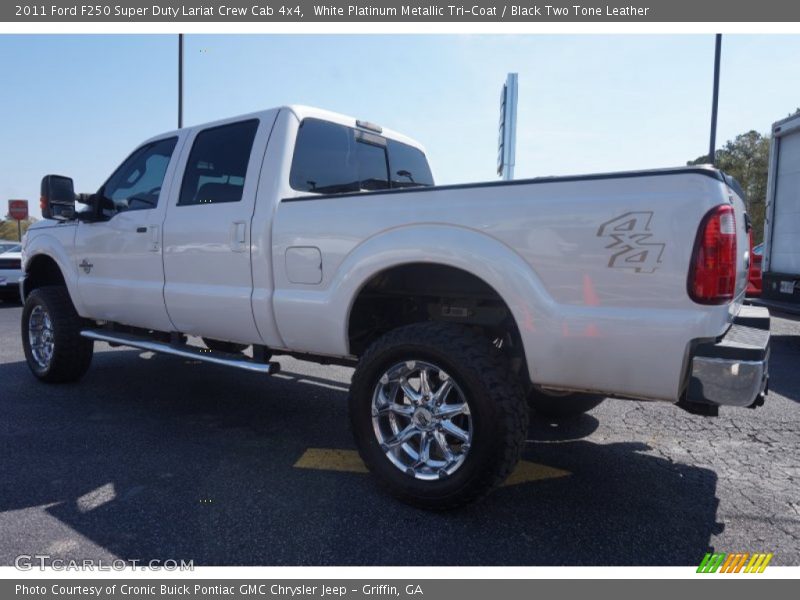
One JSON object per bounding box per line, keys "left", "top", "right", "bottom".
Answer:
{"left": 347, "top": 263, "right": 527, "bottom": 376}
{"left": 23, "top": 255, "right": 66, "bottom": 299}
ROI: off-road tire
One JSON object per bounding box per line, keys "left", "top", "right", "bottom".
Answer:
{"left": 21, "top": 286, "right": 93, "bottom": 383}
{"left": 349, "top": 322, "right": 528, "bottom": 510}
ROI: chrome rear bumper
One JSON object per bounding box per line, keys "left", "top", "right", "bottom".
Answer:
{"left": 680, "top": 305, "right": 770, "bottom": 415}
{"left": 690, "top": 355, "right": 768, "bottom": 408}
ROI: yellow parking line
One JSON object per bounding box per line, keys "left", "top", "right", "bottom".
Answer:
{"left": 294, "top": 448, "right": 369, "bottom": 473}
{"left": 293, "top": 448, "right": 571, "bottom": 487}
{"left": 501, "top": 459, "right": 571, "bottom": 486}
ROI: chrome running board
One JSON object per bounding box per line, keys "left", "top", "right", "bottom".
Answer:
{"left": 80, "top": 329, "right": 279, "bottom": 375}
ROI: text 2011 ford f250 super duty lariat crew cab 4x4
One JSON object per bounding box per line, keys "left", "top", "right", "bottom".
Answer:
{"left": 20, "top": 105, "right": 770, "bottom": 508}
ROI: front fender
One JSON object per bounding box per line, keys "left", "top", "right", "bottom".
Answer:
{"left": 23, "top": 229, "right": 83, "bottom": 314}
{"left": 272, "top": 224, "right": 556, "bottom": 376}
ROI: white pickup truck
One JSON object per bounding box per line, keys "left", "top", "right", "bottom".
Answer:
{"left": 20, "top": 105, "right": 770, "bottom": 508}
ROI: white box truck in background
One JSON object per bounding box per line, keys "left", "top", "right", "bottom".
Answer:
{"left": 762, "top": 113, "right": 800, "bottom": 313}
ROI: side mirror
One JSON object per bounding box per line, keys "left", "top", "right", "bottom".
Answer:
{"left": 40, "top": 175, "right": 76, "bottom": 221}
{"left": 75, "top": 192, "right": 106, "bottom": 222}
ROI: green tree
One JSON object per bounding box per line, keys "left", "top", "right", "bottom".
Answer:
{"left": 0, "top": 218, "right": 37, "bottom": 242}
{"left": 688, "top": 131, "right": 770, "bottom": 243}
{"left": 688, "top": 108, "right": 800, "bottom": 244}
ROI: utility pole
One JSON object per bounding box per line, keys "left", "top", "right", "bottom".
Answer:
{"left": 708, "top": 34, "right": 722, "bottom": 164}
{"left": 178, "top": 33, "right": 184, "bottom": 129}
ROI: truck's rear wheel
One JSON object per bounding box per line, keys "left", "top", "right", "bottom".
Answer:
{"left": 349, "top": 323, "right": 528, "bottom": 510}
{"left": 527, "top": 388, "right": 604, "bottom": 420}
{"left": 21, "top": 286, "right": 93, "bottom": 383}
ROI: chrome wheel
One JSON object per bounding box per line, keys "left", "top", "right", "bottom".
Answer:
{"left": 371, "top": 360, "right": 472, "bottom": 480}
{"left": 28, "top": 304, "right": 55, "bottom": 370}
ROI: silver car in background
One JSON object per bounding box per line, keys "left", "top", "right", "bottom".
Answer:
{"left": 0, "top": 243, "right": 22, "bottom": 302}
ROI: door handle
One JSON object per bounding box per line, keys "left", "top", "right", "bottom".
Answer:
{"left": 136, "top": 226, "right": 147, "bottom": 233}
{"left": 230, "top": 221, "right": 247, "bottom": 252}
{"left": 148, "top": 225, "right": 160, "bottom": 252}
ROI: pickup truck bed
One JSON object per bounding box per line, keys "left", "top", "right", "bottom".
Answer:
{"left": 273, "top": 166, "right": 747, "bottom": 403}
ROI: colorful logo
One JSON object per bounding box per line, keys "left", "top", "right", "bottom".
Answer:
{"left": 697, "top": 552, "right": 773, "bottom": 573}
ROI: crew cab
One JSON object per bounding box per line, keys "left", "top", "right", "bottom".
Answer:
{"left": 19, "top": 105, "right": 770, "bottom": 508}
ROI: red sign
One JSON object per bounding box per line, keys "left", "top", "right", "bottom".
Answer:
{"left": 8, "top": 200, "right": 28, "bottom": 221}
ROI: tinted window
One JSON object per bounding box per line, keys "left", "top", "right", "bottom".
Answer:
{"left": 388, "top": 139, "right": 434, "bottom": 188}
{"left": 290, "top": 119, "right": 390, "bottom": 193}
{"left": 101, "top": 137, "right": 177, "bottom": 213}
{"left": 178, "top": 120, "right": 259, "bottom": 206}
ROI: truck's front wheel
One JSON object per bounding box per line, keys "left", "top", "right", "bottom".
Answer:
{"left": 21, "top": 286, "right": 93, "bottom": 383}
{"left": 349, "top": 323, "right": 528, "bottom": 510}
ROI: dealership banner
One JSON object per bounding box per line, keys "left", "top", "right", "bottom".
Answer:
{"left": 5, "top": 0, "right": 800, "bottom": 22}
{"left": 5, "top": 579, "right": 800, "bottom": 599}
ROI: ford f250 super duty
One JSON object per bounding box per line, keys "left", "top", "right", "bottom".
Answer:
{"left": 20, "top": 105, "right": 770, "bottom": 508}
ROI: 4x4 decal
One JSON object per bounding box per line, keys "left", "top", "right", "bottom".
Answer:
{"left": 597, "top": 212, "right": 665, "bottom": 274}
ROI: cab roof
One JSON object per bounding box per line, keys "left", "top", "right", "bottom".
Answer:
{"left": 146, "top": 105, "right": 427, "bottom": 154}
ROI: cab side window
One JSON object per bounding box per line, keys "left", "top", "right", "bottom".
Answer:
{"left": 178, "top": 119, "right": 259, "bottom": 206}
{"left": 101, "top": 137, "right": 178, "bottom": 215}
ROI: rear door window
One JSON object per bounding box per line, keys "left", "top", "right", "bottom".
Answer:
{"left": 178, "top": 119, "right": 259, "bottom": 206}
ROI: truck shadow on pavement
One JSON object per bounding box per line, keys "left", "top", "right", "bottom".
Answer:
{"left": 0, "top": 349, "right": 723, "bottom": 566}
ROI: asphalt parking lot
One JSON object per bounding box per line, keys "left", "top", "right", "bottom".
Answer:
{"left": 0, "top": 299, "right": 798, "bottom": 566}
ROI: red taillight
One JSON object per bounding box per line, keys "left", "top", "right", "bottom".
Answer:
{"left": 688, "top": 204, "right": 737, "bottom": 304}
